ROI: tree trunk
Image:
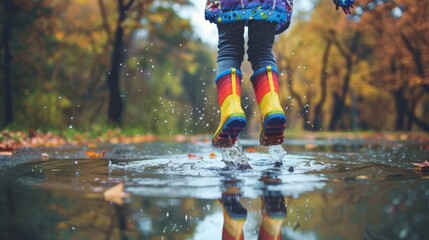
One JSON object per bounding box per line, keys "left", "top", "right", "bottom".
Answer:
{"left": 392, "top": 88, "right": 407, "bottom": 130}
{"left": 400, "top": 32, "right": 429, "bottom": 129}
{"left": 107, "top": 22, "right": 124, "bottom": 124}
{"left": 107, "top": 0, "right": 134, "bottom": 124}
{"left": 1, "top": 1, "right": 17, "bottom": 126}
{"left": 400, "top": 33, "right": 425, "bottom": 78}
{"left": 328, "top": 32, "right": 360, "bottom": 130}
{"left": 407, "top": 110, "right": 429, "bottom": 132}
{"left": 312, "top": 38, "right": 332, "bottom": 131}
{"left": 285, "top": 64, "right": 310, "bottom": 130}
{"left": 301, "top": 103, "right": 311, "bottom": 130}
{"left": 329, "top": 92, "right": 342, "bottom": 130}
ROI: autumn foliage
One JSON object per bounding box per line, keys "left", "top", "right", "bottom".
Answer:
{"left": 0, "top": 0, "right": 428, "bottom": 134}
{"left": 274, "top": 0, "right": 429, "bottom": 131}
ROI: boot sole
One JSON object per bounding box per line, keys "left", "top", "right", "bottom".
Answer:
{"left": 212, "top": 116, "right": 247, "bottom": 148}
{"left": 260, "top": 113, "right": 286, "bottom": 146}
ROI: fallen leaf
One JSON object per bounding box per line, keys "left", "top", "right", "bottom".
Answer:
{"left": 330, "top": 178, "right": 343, "bottom": 183}
{"left": 85, "top": 151, "right": 106, "bottom": 158}
{"left": 0, "top": 151, "right": 12, "bottom": 156}
{"left": 305, "top": 144, "right": 317, "bottom": 150}
{"left": 411, "top": 160, "right": 429, "bottom": 172}
{"left": 103, "top": 183, "right": 129, "bottom": 205}
{"left": 87, "top": 143, "right": 98, "bottom": 148}
{"left": 187, "top": 153, "right": 203, "bottom": 160}
{"left": 175, "top": 134, "right": 186, "bottom": 142}
{"left": 245, "top": 147, "right": 256, "bottom": 153}
{"left": 41, "top": 153, "right": 49, "bottom": 160}
{"left": 356, "top": 175, "right": 369, "bottom": 180}
{"left": 209, "top": 152, "right": 216, "bottom": 158}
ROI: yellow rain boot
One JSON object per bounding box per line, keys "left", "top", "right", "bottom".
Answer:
{"left": 251, "top": 66, "right": 286, "bottom": 146}
{"left": 212, "top": 68, "right": 246, "bottom": 148}
{"left": 258, "top": 194, "right": 287, "bottom": 240}
{"left": 219, "top": 193, "right": 247, "bottom": 240}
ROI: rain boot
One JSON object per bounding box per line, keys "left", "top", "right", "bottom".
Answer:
{"left": 251, "top": 66, "right": 286, "bottom": 146}
{"left": 219, "top": 193, "right": 247, "bottom": 240}
{"left": 212, "top": 68, "right": 247, "bottom": 148}
{"left": 258, "top": 193, "right": 287, "bottom": 240}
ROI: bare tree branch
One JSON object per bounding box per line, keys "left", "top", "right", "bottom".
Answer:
{"left": 97, "top": 0, "right": 112, "bottom": 45}
{"left": 125, "top": 0, "right": 136, "bottom": 10}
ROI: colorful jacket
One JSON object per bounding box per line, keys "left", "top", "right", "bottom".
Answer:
{"left": 205, "top": 0, "right": 294, "bottom": 34}
{"left": 205, "top": 0, "right": 355, "bottom": 34}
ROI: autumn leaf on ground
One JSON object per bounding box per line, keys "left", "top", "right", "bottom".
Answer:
{"left": 103, "top": 183, "right": 129, "bottom": 205}
{"left": 305, "top": 144, "right": 317, "bottom": 150}
{"left": 187, "top": 153, "right": 203, "bottom": 160}
{"left": 85, "top": 150, "right": 106, "bottom": 158}
{"left": 0, "top": 151, "right": 13, "bottom": 156}
{"left": 411, "top": 161, "right": 429, "bottom": 172}
{"left": 87, "top": 143, "right": 98, "bottom": 148}
{"left": 209, "top": 152, "right": 216, "bottom": 158}
{"left": 245, "top": 147, "right": 256, "bottom": 153}
{"left": 0, "top": 143, "right": 14, "bottom": 155}
{"left": 41, "top": 153, "right": 49, "bottom": 160}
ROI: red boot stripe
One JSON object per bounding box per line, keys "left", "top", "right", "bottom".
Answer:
{"left": 217, "top": 75, "right": 241, "bottom": 106}
{"left": 255, "top": 83, "right": 272, "bottom": 104}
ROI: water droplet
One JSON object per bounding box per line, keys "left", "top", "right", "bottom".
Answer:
{"left": 268, "top": 145, "right": 287, "bottom": 163}
{"left": 391, "top": 6, "right": 404, "bottom": 19}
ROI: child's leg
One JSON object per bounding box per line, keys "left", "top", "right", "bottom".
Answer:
{"left": 217, "top": 22, "right": 246, "bottom": 73}
{"left": 212, "top": 23, "right": 247, "bottom": 148}
{"left": 247, "top": 21, "right": 277, "bottom": 71}
{"left": 248, "top": 21, "right": 286, "bottom": 146}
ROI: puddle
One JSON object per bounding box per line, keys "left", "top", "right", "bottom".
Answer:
{"left": 1, "top": 138, "right": 428, "bottom": 239}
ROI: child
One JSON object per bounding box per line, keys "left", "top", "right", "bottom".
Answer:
{"left": 205, "top": 0, "right": 354, "bottom": 148}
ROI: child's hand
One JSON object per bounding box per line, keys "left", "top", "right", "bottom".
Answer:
{"left": 333, "top": 0, "right": 354, "bottom": 15}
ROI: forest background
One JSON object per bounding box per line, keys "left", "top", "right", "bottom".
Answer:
{"left": 1, "top": 0, "right": 428, "bottom": 139}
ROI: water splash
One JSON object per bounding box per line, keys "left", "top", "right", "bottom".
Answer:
{"left": 219, "top": 142, "right": 251, "bottom": 170}
{"left": 268, "top": 145, "right": 287, "bottom": 163}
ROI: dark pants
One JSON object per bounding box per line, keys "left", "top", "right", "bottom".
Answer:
{"left": 217, "top": 21, "right": 277, "bottom": 74}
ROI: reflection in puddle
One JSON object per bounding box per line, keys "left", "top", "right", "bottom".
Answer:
{"left": 217, "top": 173, "right": 287, "bottom": 240}
{"left": 1, "top": 139, "right": 429, "bottom": 239}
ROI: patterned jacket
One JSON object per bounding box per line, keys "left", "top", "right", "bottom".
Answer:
{"left": 205, "top": 0, "right": 355, "bottom": 34}
{"left": 205, "top": 0, "right": 293, "bottom": 34}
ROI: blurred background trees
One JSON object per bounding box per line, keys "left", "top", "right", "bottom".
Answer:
{"left": 0, "top": 0, "right": 428, "bottom": 135}
{"left": 274, "top": 0, "right": 429, "bottom": 132}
